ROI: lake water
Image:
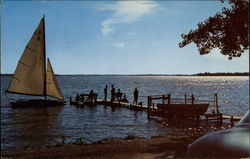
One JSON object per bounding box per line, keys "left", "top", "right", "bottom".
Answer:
{"left": 1, "top": 75, "right": 249, "bottom": 150}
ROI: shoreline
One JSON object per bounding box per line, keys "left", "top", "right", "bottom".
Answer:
{"left": 1, "top": 121, "right": 232, "bottom": 159}
{"left": 1, "top": 135, "right": 201, "bottom": 159}
{"left": 2, "top": 122, "right": 231, "bottom": 159}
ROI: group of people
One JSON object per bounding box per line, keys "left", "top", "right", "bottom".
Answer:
{"left": 75, "top": 90, "right": 98, "bottom": 103}
{"left": 104, "top": 85, "right": 127, "bottom": 102}
{"left": 75, "top": 85, "right": 139, "bottom": 105}
{"left": 104, "top": 85, "right": 139, "bottom": 104}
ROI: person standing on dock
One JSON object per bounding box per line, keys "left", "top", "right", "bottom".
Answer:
{"left": 111, "top": 85, "right": 116, "bottom": 102}
{"left": 89, "top": 90, "right": 94, "bottom": 103}
{"left": 191, "top": 94, "right": 195, "bottom": 105}
{"left": 133, "top": 88, "right": 139, "bottom": 105}
{"left": 104, "top": 85, "right": 108, "bottom": 102}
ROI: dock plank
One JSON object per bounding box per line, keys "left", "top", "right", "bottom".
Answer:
{"left": 222, "top": 115, "right": 242, "bottom": 121}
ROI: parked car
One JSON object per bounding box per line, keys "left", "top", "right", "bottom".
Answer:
{"left": 187, "top": 111, "right": 250, "bottom": 158}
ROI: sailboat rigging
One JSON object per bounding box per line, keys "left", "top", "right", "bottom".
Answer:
{"left": 7, "top": 16, "right": 64, "bottom": 106}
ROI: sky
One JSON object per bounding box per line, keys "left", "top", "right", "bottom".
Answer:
{"left": 1, "top": 0, "right": 249, "bottom": 75}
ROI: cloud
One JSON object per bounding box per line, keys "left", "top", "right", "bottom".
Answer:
{"left": 124, "top": 32, "right": 140, "bottom": 36}
{"left": 112, "top": 42, "right": 125, "bottom": 48}
{"left": 100, "top": 1, "right": 158, "bottom": 36}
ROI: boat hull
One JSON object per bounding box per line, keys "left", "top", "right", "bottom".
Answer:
{"left": 11, "top": 99, "right": 65, "bottom": 108}
{"left": 157, "top": 103, "right": 209, "bottom": 117}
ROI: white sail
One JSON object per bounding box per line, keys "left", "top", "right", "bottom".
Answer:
{"left": 46, "top": 58, "right": 64, "bottom": 100}
{"left": 7, "top": 18, "right": 46, "bottom": 95}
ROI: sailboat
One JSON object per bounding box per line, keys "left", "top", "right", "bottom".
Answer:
{"left": 6, "top": 16, "right": 65, "bottom": 107}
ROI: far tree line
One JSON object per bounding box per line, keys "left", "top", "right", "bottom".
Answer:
{"left": 195, "top": 72, "right": 249, "bottom": 76}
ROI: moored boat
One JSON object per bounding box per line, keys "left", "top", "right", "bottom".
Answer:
{"left": 157, "top": 103, "right": 209, "bottom": 117}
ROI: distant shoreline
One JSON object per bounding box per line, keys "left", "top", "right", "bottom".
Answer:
{"left": 194, "top": 72, "right": 249, "bottom": 76}
{"left": 1, "top": 72, "right": 249, "bottom": 76}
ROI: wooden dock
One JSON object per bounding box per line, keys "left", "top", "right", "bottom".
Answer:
{"left": 99, "top": 100, "right": 149, "bottom": 111}
{"left": 69, "top": 94, "right": 243, "bottom": 126}
{"left": 222, "top": 115, "right": 242, "bottom": 126}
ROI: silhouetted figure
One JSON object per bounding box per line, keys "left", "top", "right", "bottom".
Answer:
{"left": 89, "top": 90, "right": 94, "bottom": 103}
{"left": 133, "top": 88, "right": 139, "bottom": 105}
{"left": 116, "top": 89, "right": 123, "bottom": 101}
{"left": 111, "top": 85, "right": 116, "bottom": 102}
{"left": 75, "top": 93, "right": 80, "bottom": 102}
{"left": 104, "top": 85, "right": 108, "bottom": 102}
{"left": 121, "top": 94, "right": 128, "bottom": 103}
{"left": 167, "top": 94, "right": 171, "bottom": 104}
{"left": 191, "top": 94, "right": 195, "bottom": 105}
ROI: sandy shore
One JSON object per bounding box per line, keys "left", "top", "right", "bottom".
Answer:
{"left": 2, "top": 123, "right": 231, "bottom": 159}
{"left": 1, "top": 135, "right": 201, "bottom": 159}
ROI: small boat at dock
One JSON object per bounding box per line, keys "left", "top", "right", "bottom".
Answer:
{"left": 157, "top": 103, "right": 209, "bottom": 117}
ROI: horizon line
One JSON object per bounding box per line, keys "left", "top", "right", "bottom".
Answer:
{"left": 1, "top": 72, "right": 249, "bottom": 76}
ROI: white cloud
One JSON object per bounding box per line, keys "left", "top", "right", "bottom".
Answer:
{"left": 112, "top": 42, "right": 125, "bottom": 48}
{"left": 100, "top": 1, "right": 158, "bottom": 36}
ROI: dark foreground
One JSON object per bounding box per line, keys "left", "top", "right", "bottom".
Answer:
{"left": 1, "top": 120, "right": 233, "bottom": 159}
{"left": 1, "top": 135, "right": 199, "bottom": 159}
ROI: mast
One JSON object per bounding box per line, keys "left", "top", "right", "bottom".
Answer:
{"left": 43, "top": 15, "right": 47, "bottom": 100}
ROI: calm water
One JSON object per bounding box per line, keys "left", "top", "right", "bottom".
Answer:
{"left": 1, "top": 75, "right": 249, "bottom": 150}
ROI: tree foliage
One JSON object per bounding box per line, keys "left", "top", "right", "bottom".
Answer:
{"left": 179, "top": 0, "right": 249, "bottom": 59}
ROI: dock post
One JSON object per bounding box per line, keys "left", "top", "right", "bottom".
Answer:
{"left": 219, "top": 113, "right": 222, "bottom": 126}
{"left": 230, "top": 116, "right": 234, "bottom": 127}
{"left": 70, "top": 96, "right": 72, "bottom": 105}
{"left": 215, "top": 93, "right": 220, "bottom": 113}
{"left": 185, "top": 94, "right": 187, "bottom": 104}
{"left": 148, "top": 96, "right": 152, "bottom": 109}
{"left": 162, "top": 95, "right": 165, "bottom": 104}
{"left": 168, "top": 94, "right": 171, "bottom": 104}
{"left": 191, "top": 94, "right": 194, "bottom": 105}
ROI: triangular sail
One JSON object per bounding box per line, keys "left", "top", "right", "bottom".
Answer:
{"left": 7, "top": 18, "right": 46, "bottom": 95}
{"left": 46, "top": 59, "right": 64, "bottom": 100}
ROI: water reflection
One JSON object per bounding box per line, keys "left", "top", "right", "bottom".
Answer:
{"left": 1, "top": 106, "right": 63, "bottom": 149}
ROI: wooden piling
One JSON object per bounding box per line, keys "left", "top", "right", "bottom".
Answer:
{"left": 147, "top": 96, "right": 152, "bottom": 109}
{"left": 215, "top": 93, "right": 219, "bottom": 113}
{"left": 185, "top": 94, "right": 187, "bottom": 104}
{"left": 168, "top": 94, "right": 171, "bottom": 104}
{"left": 219, "top": 113, "right": 223, "bottom": 126}
{"left": 230, "top": 116, "right": 234, "bottom": 127}
{"left": 162, "top": 95, "right": 165, "bottom": 104}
